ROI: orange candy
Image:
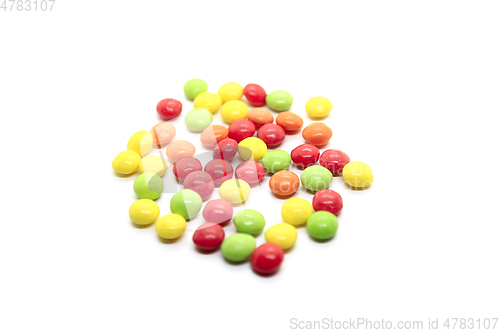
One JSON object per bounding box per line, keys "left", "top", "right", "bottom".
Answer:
{"left": 269, "top": 170, "right": 300, "bottom": 196}
{"left": 302, "top": 122, "right": 332, "bottom": 146}
{"left": 247, "top": 108, "right": 274, "bottom": 128}
{"left": 276, "top": 111, "right": 303, "bottom": 132}
{"left": 200, "top": 125, "right": 229, "bottom": 149}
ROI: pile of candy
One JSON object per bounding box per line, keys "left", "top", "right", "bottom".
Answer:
{"left": 112, "top": 79, "right": 373, "bottom": 276}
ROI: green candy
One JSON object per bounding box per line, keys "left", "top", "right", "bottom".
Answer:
{"left": 261, "top": 150, "right": 291, "bottom": 174}
{"left": 233, "top": 209, "right": 266, "bottom": 235}
{"left": 306, "top": 211, "right": 338, "bottom": 240}
{"left": 133, "top": 173, "right": 164, "bottom": 200}
{"left": 183, "top": 78, "right": 208, "bottom": 101}
{"left": 170, "top": 189, "right": 202, "bottom": 220}
{"left": 266, "top": 90, "right": 293, "bottom": 112}
{"left": 221, "top": 233, "right": 256, "bottom": 262}
{"left": 300, "top": 165, "right": 332, "bottom": 192}
{"left": 184, "top": 108, "right": 213, "bottom": 132}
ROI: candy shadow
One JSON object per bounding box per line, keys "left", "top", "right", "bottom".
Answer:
{"left": 308, "top": 234, "right": 337, "bottom": 243}
{"left": 113, "top": 170, "right": 137, "bottom": 178}
{"left": 223, "top": 258, "right": 248, "bottom": 266}
{"left": 157, "top": 235, "right": 182, "bottom": 244}
{"left": 195, "top": 247, "right": 220, "bottom": 255}
{"left": 130, "top": 221, "right": 153, "bottom": 229}
{"left": 252, "top": 268, "right": 281, "bottom": 278}
{"left": 343, "top": 183, "right": 371, "bottom": 191}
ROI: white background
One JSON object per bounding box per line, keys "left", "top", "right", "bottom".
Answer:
{"left": 1, "top": 1, "right": 500, "bottom": 332}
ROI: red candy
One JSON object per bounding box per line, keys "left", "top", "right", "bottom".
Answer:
{"left": 235, "top": 161, "right": 266, "bottom": 185}
{"left": 257, "top": 123, "right": 286, "bottom": 147}
{"left": 290, "top": 144, "right": 320, "bottom": 169}
{"left": 213, "top": 138, "right": 239, "bottom": 161}
{"left": 312, "top": 189, "right": 343, "bottom": 216}
{"left": 172, "top": 157, "right": 202, "bottom": 182}
{"left": 243, "top": 84, "right": 267, "bottom": 107}
{"left": 320, "top": 149, "right": 350, "bottom": 175}
{"left": 156, "top": 98, "right": 182, "bottom": 120}
{"left": 250, "top": 243, "right": 284, "bottom": 275}
{"left": 228, "top": 119, "right": 256, "bottom": 143}
{"left": 204, "top": 159, "right": 234, "bottom": 186}
{"left": 192, "top": 222, "right": 225, "bottom": 251}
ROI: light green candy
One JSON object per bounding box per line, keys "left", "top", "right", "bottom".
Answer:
{"left": 261, "top": 150, "right": 291, "bottom": 174}
{"left": 133, "top": 173, "right": 164, "bottom": 200}
{"left": 233, "top": 209, "right": 266, "bottom": 235}
{"left": 300, "top": 165, "right": 333, "bottom": 192}
{"left": 183, "top": 78, "right": 208, "bottom": 101}
{"left": 170, "top": 189, "right": 202, "bottom": 220}
{"left": 266, "top": 90, "right": 293, "bottom": 112}
{"left": 221, "top": 233, "right": 256, "bottom": 262}
{"left": 307, "top": 211, "right": 338, "bottom": 240}
{"left": 185, "top": 108, "right": 213, "bottom": 132}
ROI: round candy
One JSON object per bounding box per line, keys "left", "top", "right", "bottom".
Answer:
{"left": 302, "top": 122, "right": 332, "bottom": 146}
{"left": 170, "top": 189, "right": 203, "bottom": 220}
{"left": 233, "top": 209, "right": 265, "bottom": 235}
{"left": 342, "top": 161, "right": 373, "bottom": 188}
{"left": 202, "top": 199, "right": 234, "bottom": 225}
{"left": 218, "top": 82, "right": 243, "bottom": 103}
{"left": 306, "top": 211, "right": 339, "bottom": 240}
{"left": 193, "top": 223, "right": 225, "bottom": 251}
{"left": 281, "top": 198, "right": 313, "bottom": 226}
{"left": 150, "top": 122, "right": 176, "bottom": 148}
{"left": 133, "top": 173, "right": 164, "bottom": 200}
{"left": 221, "top": 233, "right": 256, "bottom": 262}
{"left": 305, "top": 96, "right": 332, "bottom": 118}
{"left": 183, "top": 171, "right": 215, "bottom": 201}
{"left": 300, "top": 165, "right": 333, "bottom": 192}
{"left": 247, "top": 108, "right": 274, "bottom": 128}
{"left": 235, "top": 161, "right": 266, "bottom": 185}
{"left": 221, "top": 100, "right": 249, "bottom": 123}
{"left": 312, "top": 190, "right": 343, "bottom": 216}
{"left": 184, "top": 108, "right": 213, "bottom": 132}
{"left": 129, "top": 199, "right": 160, "bottom": 225}
{"left": 112, "top": 150, "right": 141, "bottom": 175}
{"left": 238, "top": 137, "right": 267, "bottom": 161}
{"left": 200, "top": 125, "right": 228, "bottom": 149}
{"left": 266, "top": 90, "right": 293, "bottom": 112}
{"left": 269, "top": 170, "right": 300, "bottom": 196}
{"left": 156, "top": 98, "right": 183, "bottom": 120}
{"left": 127, "top": 130, "right": 153, "bottom": 156}
{"left": 155, "top": 214, "right": 187, "bottom": 239}
{"left": 320, "top": 149, "right": 350, "bottom": 176}
{"left": 276, "top": 111, "right": 303, "bottom": 132}
{"left": 250, "top": 243, "right": 284, "bottom": 275}
{"left": 257, "top": 123, "right": 286, "bottom": 147}
{"left": 261, "top": 150, "right": 291, "bottom": 174}
{"left": 204, "top": 159, "right": 234, "bottom": 187}
{"left": 139, "top": 155, "right": 168, "bottom": 176}
{"left": 228, "top": 119, "right": 256, "bottom": 143}
{"left": 243, "top": 84, "right": 267, "bottom": 107}
{"left": 213, "top": 138, "right": 238, "bottom": 161}
{"left": 265, "top": 223, "right": 298, "bottom": 250}
{"left": 291, "top": 144, "right": 320, "bottom": 169}
{"left": 184, "top": 78, "right": 208, "bottom": 101}
{"left": 166, "top": 140, "right": 195, "bottom": 162}
{"left": 172, "top": 157, "right": 202, "bottom": 182}
{"left": 219, "top": 179, "right": 251, "bottom": 204}
{"left": 193, "top": 92, "right": 222, "bottom": 114}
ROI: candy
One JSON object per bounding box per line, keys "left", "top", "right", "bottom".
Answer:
{"left": 219, "top": 179, "right": 251, "bottom": 204}
{"left": 233, "top": 209, "right": 266, "bottom": 235}
{"left": 228, "top": 119, "right": 256, "bottom": 143}
{"left": 218, "top": 82, "right": 243, "bottom": 103}
{"left": 155, "top": 213, "right": 187, "bottom": 239}
{"left": 291, "top": 144, "right": 320, "bottom": 169}
{"left": 238, "top": 137, "right": 267, "bottom": 161}
{"left": 139, "top": 155, "right": 168, "bottom": 176}
{"left": 261, "top": 150, "right": 291, "bottom": 174}
{"left": 243, "top": 84, "right": 267, "bottom": 107}
{"left": 235, "top": 161, "right": 266, "bottom": 185}
{"left": 184, "top": 108, "right": 213, "bottom": 132}
{"left": 300, "top": 165, "right": 333, "bottom": 192}
{"left": 112, "top": 150, "right": 141, "bottom": 175}
{"left": 183, "top": 171, "right": 215, "bottom": 201}
{"left": 312, "top": 190, "right": 343, "bottom": 216}
{"left": 306, "top": 211, "right": 338, "bottom": 240}
{"left": 170, "top": 189, "right": 203, "bottom": 220}
{"left": 192, "top": 223, "right": 225, "bottom": 251}
{"left": 204, "top": 159, "right": 234, "bottom": 186}
{"left": 221, "top": 100, "right": 249, "bottom": 123}
{"left": 247, "top": 108, "right": 274, "bottom": 128}
{"left": 221, "top": 233, "right": 256, "bottom": 262}
{"left": 166, "top": 140, "right": 195, "bottom": 162}
{"left": 129, "top": 199, "right": 160, "bottom": 225}
{"left": 156, "top": 98, "right": 183, "bottom": 120}
{"left": 172, "top": 157, "right": 202, "bottom": 182}
{"left": 276, "top": 111, "right": 303, "bottom": 132}
{"left": 319, "top": 149, "right": 350, "bottom": 175}
{"left": 281, "top": 198, "right": 313, "bottom": 226}
{"left": 269, "top": 170, "right": 300, "bottom": 196}
{"left": 342, "top": 161, "right": 373, "bottom": 188}
{"left": 250, "top": 243, "right": 284, "bottom": 275}
{"left": 305, "top": 96, "right": 332, "bottom": 118}
{"left": 212, "top": 138, "right": 238, "bottom": 161}
{"left": 184, "top": 78, "right": 208, "bottom": 101}
{"left": 257, "top": 123, "right": 285, "bottom": 147}
{"left": 151, "top": 122, "right": 176, "bottom": 148}
{"left": 266, "top": 90, "right": 293, "bottom": 111}
{"left": 302, "top": 122, "right": 332, "bottom": 146}
{"left": 200, "top": 125, "right": 228, "bottom": 149}
{"left": 127, "top": 130, "right": 153, "bottom": 156}
{"left": 193, "top": 92, "right": 222, "bottom": 114}
{"left": 202, "top": 199, "right": 234, "bottom": 225}
{"left": 265, "top": 223, "right": 298, "bottom": 250}
{"left": 133, "top": 173, "right": 164, "bottom": 200}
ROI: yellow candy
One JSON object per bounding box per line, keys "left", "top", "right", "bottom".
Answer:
{"left": 112, "top": 150, "right": 141, "bottom": 175}
{"left": 265, "top": 223, "right": 298, "bottom": 250}
{"left": 193, "top": 92, "right": 222, "bottom": 114}
{"left": 218, "top": 82, "right": 243, "bottom": 103}
{"left": 139, "top": 155, "right": 168, "bottom": 176}
{"left": 221, "top": 100, "right": 249, "bottom": 123}
{"left": 305, "top": 96, "right": 332, "bottom": 118}
{"left": 129, "top": 199, "right": 160, "bottom": 225}
{"left": 219, "top": 179, "right": 251, "bottom": 204}
{"left": 155, "top": 214, "right": 187, "bottom": 239}
{"left": 342, "top": 161, "right": 373, "bottom": 188}
{"left": 127, "top": 130, "right": 153, "bottom": 156}
{"left": 281, "top": 198, "right": 313, "bottom": 226}
{"left": 238, "top": 137, "right": 267, "bottom": 161}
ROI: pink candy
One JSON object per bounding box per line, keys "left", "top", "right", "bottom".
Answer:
{"left": 183, "top": 171, "right": 215, "bottom": 201}
{"left": 212, "top": 138, "right": 238, "bottom": 161}
{"left": 204, "top": 159, "right": 233, "bottom": 186}
{"left": 151, "top": 122, "right": 176, "bottom": 148}
{"left": 235, "top": 161, "right": 266, "bottom": 185}
{"left": 202, "top": 199, "right": 234, "bottom": 225}
{"left": 172, "top": 157, "right": 203, "bottom": 182}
